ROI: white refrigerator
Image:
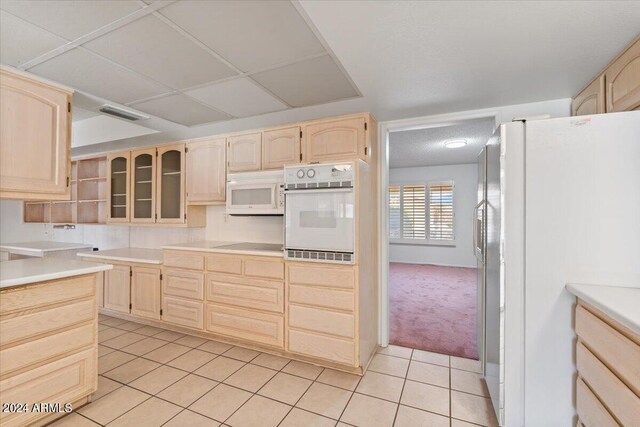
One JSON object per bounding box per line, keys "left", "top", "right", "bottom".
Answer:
{"left": 480, "top": 111, "right": 640, "bottom": 426}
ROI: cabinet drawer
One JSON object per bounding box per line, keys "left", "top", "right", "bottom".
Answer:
{"left": 162, "top": 296, "right": 204, "bottom": 330}
{"left": 288, "top": 329, "right": 355, "bottom": 366}
{"left": 205, "top": 303, "right": 283, "bottom": 348}
{"left": 244, "top": 257, "right": 284, "bottom": 280}
{"left": 576, "top": 305, "right": 640, "bottom": 395}
{"left": 0, "top": 274, "right": 94, "bottom": 315}
{"left": 289, "top": 285, "right": 354, "bottom": 311}
{"left": 0, "top": 299, "right": 95, "bottom": 346}
{"left": 164, "top": 251, "right": 204, "bottom": 270}
{"left": 576, "top": 378, "right": 617, "bottom": 427}
{"left": 577, "top": 342, "right": 640, "bottom": 426}
{"left": 206, "top": 274, "right": 283, "bottom": 313}
{"left": 0, "top": 348, "right": 97, "bottom": 427}
{"left": 206, "top": 254, "right": 242, "bottom": 275}
{"left": 0, "top": 323, "right": 95, "bottom": 376}
{"left": 163, "top": 269, "right": 204, "bottom": 300}
{"left": 289, "top": 304, "right": 354, "bottom": 338}
{"left": 288, "top": 264, "right": 355, "bottom": 289}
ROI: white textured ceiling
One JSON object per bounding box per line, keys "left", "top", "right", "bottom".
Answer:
{"left": 389, "top": 117, "right": 496, "bottom": 168}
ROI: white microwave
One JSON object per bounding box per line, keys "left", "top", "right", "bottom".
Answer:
{"left": 226, "top": 170, "right": 284, "bottom": 215}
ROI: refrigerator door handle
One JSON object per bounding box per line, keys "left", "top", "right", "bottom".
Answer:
{"left": 473, "top": 200, "right": 486, "bottom": 262}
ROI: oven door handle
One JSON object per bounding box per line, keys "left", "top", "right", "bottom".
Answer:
{"left": 285, "top": 188, "right": 353, "bottom": 194}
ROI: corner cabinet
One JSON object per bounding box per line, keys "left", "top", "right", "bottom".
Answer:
{"left": 302, "top": 115, "right": 369, "bottom": 163}
{"left": 157, "top": 143, "right": 186, "bottom": 224}
{"left": 107, "top": 152, "right": 130, "bottom": 223}
{"left": 262, "top": 126, "right": 301, "bottom": 170}
{"left": 1, "top": 68, "right": 72, "bottom": 200}
{"left": 186, "top": 137, "right": 226, "bottom": 205}
{"left": 227, "top": 132, "right": 262, "bottom": 172}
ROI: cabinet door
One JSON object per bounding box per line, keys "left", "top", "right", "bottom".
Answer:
{"left": 104, "top": 264, "right": 130, "bottom": 313}
{"left": 605, "top": 38, "right": 640, "bottom": 112}
{"left": 131, "top": 266, "right": 161, "bottom": 320}
{"left": 106, "top": 152, "right": 130, "bottom": 223}
{"left": 131, "top": 148, "right": 156, "bottom": 223}
{"left": 156, "top": 143, "right": 185, "bottom": 224}
{"left": 302, "top": 117, "right": 366, "bottom": 162}
{"left": 186, "top": 138, "right": 226, "bottom": 204}
{"left": 572, "top": 75, "right": 605, "bottom": 116}
{"left": 228, "top": 132, "right": 261, "bottom": 172}
{"left": 262, "top": 126, "right": 301, "bottom": 170}
{"left": 0, "top": 69, "right": 71, "bottom": 200}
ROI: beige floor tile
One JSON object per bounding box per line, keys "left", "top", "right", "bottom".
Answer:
{"left": 174, "top": 335, "right": 208, "bottom": 348}
{"left": 224, "top": 363, "right": 277, "bottom": 392}
{"left": 198, "top": 340, "right": 234, "bottom": 354}
{"left": 143, "top": 342, "right": 191, "bottom": 364}
{"left": 251, "top": 353, "right": 290, "bottom": 370}
{"left": 282, "top": 360, "right": 324, "bottom": 380}
{"left": 49, "top": 413, "right": 100, "bottom": 426}
{"left": 195, "top": 356, "right": 245, "bottom": 381}
{"left": 355, "top": 371, "right": 404, "bottom": 402}
{"left": 101, "top": 332, "right": 146, "bottom": 349}
{"left": 98, "top": 351, "right": 137, "bottom": 374}
{"left": 258, "top": 372, "right": 312, "bottom": 405}
{"left": 129, "top": 365, "right": 187, "bottom": 394}
{"left": 450, "top": 356, "right": 482, "bottom": 373}
{"left": 157, "top": 374, "right": 218, "bottom": 407}
{"left": 98, "top": 314, "right": 110, "bottom": 321}
{"left": 98, "top": 344, "right": 115, "bottom": 358}
{"left": 135, "top": 325, "right": 165, "bottom": 336}
{"left": 394, "top": 405, "right": 450, "bottom": 427}
{"left": 166, "top": 349, "right": 216, "bottom": 372}
{"left": 100, "top": 317, "right": 129, "bottom": 327}
{"left": 412, "top": 349, "right": 450, "bottom": 367}
{"left": 400, "top": 380, "right": 449, "bottom": 416}
{"left": 280, "top": 408, "right": 336, "bottom": 427}
{"left": 316, "top": 369, "right": 361, "bottom": 391}
{"left": 108, "top": 396, "right": 181, "bottom": 427}
{"left": 103, "top": 357, "right": 161, "bottom": 384}
{"left": 340, "top": 393, "right": 397, "bottom": 427}
{"left": 98, "top": 328, "right": 128, "bottom": 343}
{"left": 407, "top": 360, "right": 450, "bottom": 388}
{"left": 154, "top": 330, "right": 185, "bottom": 342}
{"left": 451, "top": 368, "right": 490, "bottom": 397}
{"left": 163, "top": 410, "right": 220, "bottom": 427}
{"left": 115, "top": 321, "right": 146, "bottom": 332}
{"left": 189, "top": 383, "right": 252, "bottom": 422}
{"left": 121, "top": 337, "right": 168, "bottom": 356}
{"left": 223, "top": 346, "right": 260, "bottom": 362}
{"left": 368, "top": 354, "right": 409, "bottom": 378}
{"left": 451, "top": 419, "right": 483, "bottom": 427}
{"left": 93, "top": 375, "right": 122, "bottom": 400}
{"left": 98, "top": 324, "right": 111, "bottom": 332}
{"left": 226, "top": 395, "right": 291, "bottom": 427}
{"left": 296, "top": 382, "right": 352, "bottom": 420}
{"left": 78, "top": 386, "right": 149, "bottom": 424}
{"left": 377, "top": 345, "right": 413, "bottom": 359}
{"left": 451, "top": 390, "right": 498, "bottom": 427}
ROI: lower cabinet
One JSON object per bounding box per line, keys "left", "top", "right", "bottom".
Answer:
{"left": 104, "top": 264, "right": 131, "bottom": 313}
{"left": 162, "top": 296, "right": 204, "bottom": 330}
{"left": 205, "top": 303, "right": 284, "bottom": 348}
{"left": 131, "top": 266, "right": 161, "bottom": 320}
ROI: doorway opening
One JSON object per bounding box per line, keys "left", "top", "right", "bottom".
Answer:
{"left": 384, "top": 116, "right": 495, "bottom": 360}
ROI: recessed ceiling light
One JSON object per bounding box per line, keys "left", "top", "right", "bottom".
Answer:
{"left": 444, "top": 139, "right": 467, "bottom": 149}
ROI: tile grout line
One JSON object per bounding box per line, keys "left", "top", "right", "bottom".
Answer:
{"left": 391, "top": 347, "right": 412, "bottom": 426}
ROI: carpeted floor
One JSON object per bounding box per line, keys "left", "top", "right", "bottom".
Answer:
{"left": 389, "top": 262, "right": 479, "bottom": 360}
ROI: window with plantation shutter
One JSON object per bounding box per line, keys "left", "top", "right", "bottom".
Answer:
{"left": 429, "top": 183, "right": 454, "bottom": 240}
{"left": 389, "top": 186, "right": 401, "bottom": 238}
{"left": 402, "top": 185, "right": 426, "bottom": 239}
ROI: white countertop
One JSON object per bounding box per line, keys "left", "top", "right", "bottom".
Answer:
{"left": 0, "top": 258, "right": 112, "bottom": 289}
{"left": 566, "top": 283, "right": 640, "bottom": 335}
{"left": 163, "top": 241, "right": 284, "bottom": 257}
{"left": 78, "top": 248, "right": 164, "bottom": 265}
{"left": 0, "top": 241, "right": 93, "bottom": 256}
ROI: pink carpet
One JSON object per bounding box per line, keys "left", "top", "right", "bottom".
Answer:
{"left": 389, "top": 262, "right": 478, "bottom": 359}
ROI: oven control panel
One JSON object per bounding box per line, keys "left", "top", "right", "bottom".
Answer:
{"left": 285, "top": 163, "right": 354, "bottom": 185}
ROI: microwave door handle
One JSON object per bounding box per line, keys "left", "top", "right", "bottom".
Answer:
{"left": 285, "top": 188, "right": 353, "bottom": 194}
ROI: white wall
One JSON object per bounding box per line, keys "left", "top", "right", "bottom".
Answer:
{"left": 389, "top": 163, "right": 477, "bottom": 268}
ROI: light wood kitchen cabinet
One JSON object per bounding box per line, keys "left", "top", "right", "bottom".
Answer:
{"left": 104, "top": 264, "right": 131, "bottom": 313}
{"left": 162, "top": 296, "right": 204, "bottom": 330}
{"left": 131, "top": 147, "right": 156, "bottom": 223}
{"left": 186, "top": 137, "right": 226, "bottom": 205}
{"left": 107, "top": 151, "right": 130, "bottom": 223}
{"left": 205, "top": 303, "right": 284, "bottom": 348}
{"left": 157, "top": 143, "right": 186, "bottom": 224}
{"left": 1, "top": 68, "right": 72, "bottom": 201}
{"left": 302, "top": 115, "right": 367, "bottom": 163}
{"left": 605, "top": 38, "right": 640, "bottom": 112}
{"left": 131, "top": 266, "right": 161, "bottom": 320}
{"left": 262, "top": 126, "right": 301, "bottom": 170}
{"left": 571, "top": 75, "right": 605, "bottom": 116}
{"left": 228, "top": 132, "right": 261, "bottom": 172}
{"left": 163, "top": 268, "right": 204, "bottom": 300}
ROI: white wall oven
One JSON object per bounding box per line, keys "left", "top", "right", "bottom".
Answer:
{"left": 285, "top": 163, "right": 356, "bottom": 264}
{"left": 226, "top": 170, "right": 284, "bottom": 215}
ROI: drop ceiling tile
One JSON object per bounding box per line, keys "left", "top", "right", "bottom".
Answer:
{"left": 131, "top": 94, "right": 232, "bottom": 127}
{"left": 29, "top": 48, "right": 170, "bottom": 104}
{"left": 251, "top": 55, "right": 359, "bottom": 107}
{"left": 0, "top": 11, "right": 68, "bottom": 67}
{"left": 186, "top": 78, "right": 287, "bottom": 117}
{"left": 84, "top": 15, "right": 236, "bottom": 90}
{"left": 0, "top": 0, "right": 141, "bottom": 40}
{"left": 159, "top": 0, "right": 325, "bottom": 72}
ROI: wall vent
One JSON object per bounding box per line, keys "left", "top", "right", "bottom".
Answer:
{"left": 99, "top": 105, "right": 148, "bottom": 121}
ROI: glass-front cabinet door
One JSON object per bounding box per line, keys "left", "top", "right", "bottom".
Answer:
{"left": 107, "top": 152, "right": 130, "bottom": 223}
{"left": 156, "top": 143, "right": 185, "bottom": 224}
{"left": 131, "top": 148, "right": 156, "bottom": 223}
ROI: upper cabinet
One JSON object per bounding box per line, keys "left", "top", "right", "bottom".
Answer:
{"left": 262, "top": 126, "right": 301, "bottom": 170}
{"left": 186, "top": 137, "right": 226, "bottom": 205}
{"left": 228, "top": 132, "right": 261, "bottom": 172}
{"left": 107, "top": 152, "right": 130, "bottom": 223}
{"left": 157, "top": 143, "right": 186, "bottom": 224}
{"left": 1, "top": 68, "right": 72, "bottom": 200}
{"left": 571, "top": 75, "right": 605, "bottom": 116}
{"left": 302, "top": 116, "right": 368, "bottom": 163}
{"left": 131, "top": 148, "right": 156, "bottom": 224}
